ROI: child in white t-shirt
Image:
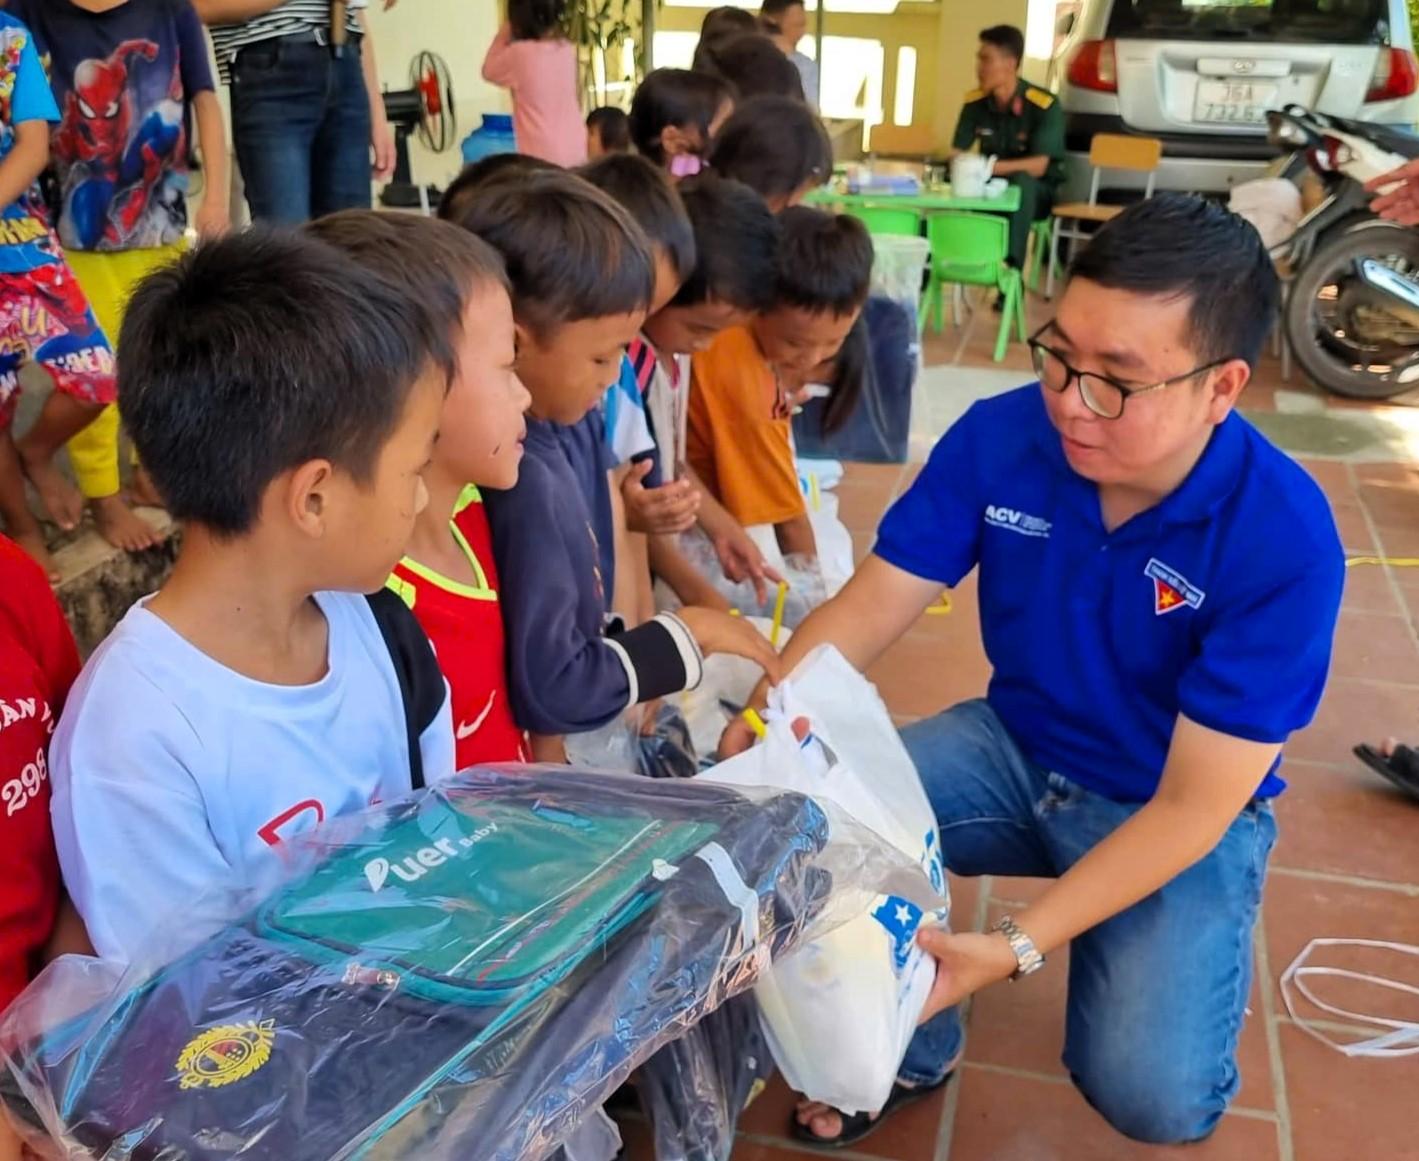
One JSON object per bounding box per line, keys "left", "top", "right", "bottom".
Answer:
{"left": 50, "top": 228, "right": 457, "bottom": 961}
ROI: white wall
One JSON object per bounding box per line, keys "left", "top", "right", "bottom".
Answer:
{"left": 363, "top": 0, "right": 508, "bottom": 188}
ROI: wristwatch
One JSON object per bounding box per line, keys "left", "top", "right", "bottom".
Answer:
{"left": 993, "top": 915, "right": 1045, "bottom": 980}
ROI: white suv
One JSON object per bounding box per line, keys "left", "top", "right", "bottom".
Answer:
{"left": 1052, "top": 0, "right": 1419, "bottom": 197}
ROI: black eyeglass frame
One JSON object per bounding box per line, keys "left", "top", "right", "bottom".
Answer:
{"left": 1027, "top": 325, "right": 1231, "bottom": 420}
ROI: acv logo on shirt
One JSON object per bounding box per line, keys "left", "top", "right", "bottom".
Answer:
{"left": 984, "top": 504, "right": 1052, "bottom": 539}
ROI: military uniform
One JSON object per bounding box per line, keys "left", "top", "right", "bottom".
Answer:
{"left": 952, "top": 79, "right": 1065, "bottom": 268}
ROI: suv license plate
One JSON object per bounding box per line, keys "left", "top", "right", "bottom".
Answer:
{"left": 1194, "top": 80, "right": 1277, "bottom": 125}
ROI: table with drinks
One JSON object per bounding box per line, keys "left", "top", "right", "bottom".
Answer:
{"left": 805, "top": 160, "right": 1023, "bottom": 217}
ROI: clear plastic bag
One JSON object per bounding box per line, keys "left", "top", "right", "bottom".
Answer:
{"left": 670, "top": 530, "right": 826, "bottom": 629}
{"left": 1, "top": 767, "right": 935, "bottom": 1161}
{"left": 564, "top": 708, "right": 641, "bottom": 773}
{"left": 637, "top": 703, "right": 699, "bottom": 780}
{"left": 704, "top": 646, "right": 949, "bottom": 1115}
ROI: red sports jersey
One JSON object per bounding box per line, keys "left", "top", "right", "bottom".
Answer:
{"left": 0, "top": 535, "right": 80, "bottom": 1009}
{"left": 388, "top": 487, "right": 528, "bottom": 770}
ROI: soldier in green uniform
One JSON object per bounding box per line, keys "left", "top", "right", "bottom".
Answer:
{"left": 950, "top": 24, "right": 1065, "bottom": 271}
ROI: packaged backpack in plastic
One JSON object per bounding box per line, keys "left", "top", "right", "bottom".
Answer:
{"left": 704, "top": 646, "right": 948, "bottom": 1115}
{"left": 637, "top": 993, "right": 772, "bottom": 1161}
{"left": 0, "top": 767, "right": 936, "bottom": 1161}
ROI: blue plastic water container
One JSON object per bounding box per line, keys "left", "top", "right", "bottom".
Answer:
{"left": 461, "top": 113, "right": 518, "bottom": 164}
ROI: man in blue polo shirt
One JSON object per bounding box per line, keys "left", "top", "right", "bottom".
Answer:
{"left": 726, "top": 194, "right": 1345, "bottom": 1149}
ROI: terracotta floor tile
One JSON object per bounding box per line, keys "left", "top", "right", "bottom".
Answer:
{"left": 1273, "top": 760, "right": 1419, "bottom": 883}
{"left": 1357, "top": 477, "right": 1419, "bottom": 528}
{"left": 947, "top": 872, "right": 983, "bottom": 932}
{"left": 1285, "top": 677, "right": 1419, "bottom": 767}
{"left": 867, "top": 630, "right": 991, "bottom": 721}
{"left": 1330, "top": 503, "right": 1376, "bottom": 553}
{"left": 1340, "top": 563, "right": 1402, "bottom": 614}
{"left": 841, "top": 463, "right": 909, "bottom": 491}
{"left": 1296, "top": 458, "right": 1356, "bottom": 496}
{"left": 1279, "top": 1022, "right": 1415, "bottom": 1161}
{"left": 732, "top": 1141, "right": 874, "bottom": 1161}
{"left": 947, "top": 1066, "right": 1282, "bottom": 1161}
{"left": 1327, "top": 609, "right": 1419, "bottom": 684}
{"left": 1370, "top": 519, "right": 1419, "bottom": 560}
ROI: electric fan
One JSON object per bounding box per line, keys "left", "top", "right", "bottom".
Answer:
{"left": 379, "top": 50, "right": 456, "bottom": 211}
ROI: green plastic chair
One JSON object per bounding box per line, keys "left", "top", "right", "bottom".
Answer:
{"left": 923, "top": 211, "right": 1027, "bottom": 362}
{"left": 1026, "top": 217, "right": 1060, "bottom": 296}
{"left": 845, "top": 205, "right": 924, "bottom": 237}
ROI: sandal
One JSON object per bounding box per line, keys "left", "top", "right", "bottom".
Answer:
{"left": 789, "top": 1072, "right": 953, "bottom": 1150}
{"left": 1353, "top": 743, "right": 1419, "bottom": 801}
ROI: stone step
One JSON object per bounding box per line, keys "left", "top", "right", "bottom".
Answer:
{"left": 50, "top": 508, "right": 178, "bottom": 656}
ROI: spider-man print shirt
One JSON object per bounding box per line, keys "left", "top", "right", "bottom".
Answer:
{"left": 12, "top": 0, "right": 215, "bottom": 253}
{"left": 0, "top": 12, "right": 61, "bottom": 275}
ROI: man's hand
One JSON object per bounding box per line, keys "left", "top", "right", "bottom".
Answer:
{"left": 710, "top": 523, "right": 781, "bottom": 606}
{"left": 1367, "top": 157, "right": 1419, "bottom": 225}
{"left": 915, "top": 927, "right": 1019, "bottom": 1023}
{"left": 193, "top": 196, "right": 230, "bottom": 240}
{"left": 677, "top": 606, "right": 782, "bottom": 682}
{"left": 371, "top": 113, "right": 396, "bottom": 182}
{"left": 622, "top": 460, "right": 701, "bottom": 534}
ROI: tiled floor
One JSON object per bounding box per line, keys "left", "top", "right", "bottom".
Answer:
{"left": 624, "top": 292, "right": 1419, "bottom": 1160}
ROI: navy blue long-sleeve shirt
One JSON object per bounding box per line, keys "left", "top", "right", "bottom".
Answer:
{"left": 483, "top": 417, "right": 704, "bottom": 737}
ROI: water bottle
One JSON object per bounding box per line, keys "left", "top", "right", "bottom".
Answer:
{"left": 461, "top": 113, "right": 518, "bottom": 164}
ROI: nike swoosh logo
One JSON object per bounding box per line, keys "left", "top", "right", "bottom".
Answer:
{"left": 456, "top": 691, "right": 498, "bottom": 740}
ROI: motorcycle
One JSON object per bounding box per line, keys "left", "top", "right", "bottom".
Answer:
{"left": 1267, "top": 105, "right": 1419, "bottom": 400}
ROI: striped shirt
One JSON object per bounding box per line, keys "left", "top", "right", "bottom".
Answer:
{"left": 208, "top": 0, "right": 365, "bottom": 83}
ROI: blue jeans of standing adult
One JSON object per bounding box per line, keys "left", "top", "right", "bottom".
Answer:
{"left": 898, "top": 700, "right": 1276, "bottom": 1145}
{"left": 230, "top": 38, "right": 372, "bottom": 224}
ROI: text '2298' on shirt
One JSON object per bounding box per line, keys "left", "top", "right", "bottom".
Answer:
{"left": 875, "top": 385, "right": 1344, "bottom": 803}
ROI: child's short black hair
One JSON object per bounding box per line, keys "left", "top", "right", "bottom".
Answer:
{"left": 444, "top": 167, "right": 655, "bottom": 337}
{"left": 438, "top": 153, "right": 559, "bottom": 223}
{"left": 509, "top": 0, "right": 563, "bottom": 40}
{"left": 586, "top": 106, "right": 631, "bottom": 153}
{"left": 707, "top": 96, "right": 832, "bottom": 204}
{"left": 579, "top": 153, "right": 695, "bottom": 283}
{"left": 306, "top": 210, "right": 509, "bottom": 364}
{"left": 118, "top": 229, "right": 447, "bottom": 536}
{"left": 694, "top": 33, "right": 805, "bottom": 102}
{"left": 629, "top": 68, "right": 733, "bottom": 165}
{"left": 672, "top": 174, "right": 779, "bottom": 313}
{"left": 775, "top": 205, "right": 873, "bottom": 316}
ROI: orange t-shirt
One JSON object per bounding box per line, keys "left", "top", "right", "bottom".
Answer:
{"left": 687, "top": 326, "right": 804, "bottom": 528}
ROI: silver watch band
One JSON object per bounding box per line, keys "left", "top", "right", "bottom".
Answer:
{"left": 993, "top": 914, "right": 1045, "bottom": 980}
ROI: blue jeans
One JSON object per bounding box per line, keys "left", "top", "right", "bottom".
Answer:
{"left": 230, "top": 39, "right": 372, "bottom": 224}
{"left": 899, "top": 700, "right": 1276, "bottom": 1145}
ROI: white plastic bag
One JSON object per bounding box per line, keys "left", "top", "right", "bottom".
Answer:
{"left": 703, "top": 645, "right": 947, "bottom": 1114}
{"left": 668, "top": 616, "right": 789, "bottom": 763}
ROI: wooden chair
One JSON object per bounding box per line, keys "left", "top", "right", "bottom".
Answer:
{"left": 1047, "top": 133, "right": 1163, "bottom": 297}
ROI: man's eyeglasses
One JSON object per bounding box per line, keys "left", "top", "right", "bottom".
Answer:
{"left": 1027, "top": 327, "right": 1229, "bottom": 420}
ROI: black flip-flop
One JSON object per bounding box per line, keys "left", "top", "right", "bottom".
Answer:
{"left": 1353, "top": 743, "right": 1419, "bottom": 802}
{"left": 789, "top": 1073, "right": 953, "bottom": 1151}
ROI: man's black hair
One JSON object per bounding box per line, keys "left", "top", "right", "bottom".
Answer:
{"left": 759, "top": 0, "right": 806, "bottom": 28}
{"left": 774, "top": 205, "right": 873, "bottom": 316}
{"left": 694, "top": 33, "right": 805, "bottom": 102}
{"left": 586, "top": 106, "right": 631, "bottom": 153}
{"left": 628, "top": 68, "right": 734, "bottom": 165}
{"left": 508, "top": 0, "right": 563, "bottom": 40}
{"left": 672, "top": 174, "right": 780, "bottom": 313}
{"left": 707, "top": 95, "right": 832, "bottom": 204}
{"left": 579, "top": 153, "right": 696, "bottom": 283}
{"left": 980, "top": 24, "right": 1025, "bottom": 64}
{"left": 438, "top": 153, "right": 559, "bottom": 222}
{"left": 443, "top": 167, "right": 655, "bottom": 336}
{"left": 1068, "top": 192, "right": 1280, "bottom": 368}
{"left": 307, "top": 210, "right": 509, "bottom": 372}
{"left": 118, "top": 229, "right": 446, "bottom": 536}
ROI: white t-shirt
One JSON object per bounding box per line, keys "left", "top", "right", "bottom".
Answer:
{"left": 50, "top": 591, "right": 454, "bottom": 961}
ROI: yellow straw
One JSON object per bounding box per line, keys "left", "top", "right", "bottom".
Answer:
{"left": 809, "top": 474, "right": 822, "bottom": 512}
{"left": 1346, "top": 556, "right": 1419, "bottom": 567}
{"left": 925, "top": 593, "right": 952, "bottom": 616}
{"left": 742, "top": 708, "right": 767, "bottom": 739}
{"left": 728, "top": 608, "right": 741, "bottom": 617}
{"left": 770, "top": 580, "right": 789, "bottom": 647}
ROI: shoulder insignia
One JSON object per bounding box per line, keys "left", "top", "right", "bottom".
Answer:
{"left": 1025, "top": 87, "right": 1056, "bottom": 110}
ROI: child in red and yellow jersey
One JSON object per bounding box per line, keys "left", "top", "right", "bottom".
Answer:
{"left": 311, "top": 211, "right": 531, "bottom": 769}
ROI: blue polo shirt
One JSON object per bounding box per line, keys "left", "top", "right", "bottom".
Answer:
{"left": 876, "top": 385, "right": 1344, "bottom": 802}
